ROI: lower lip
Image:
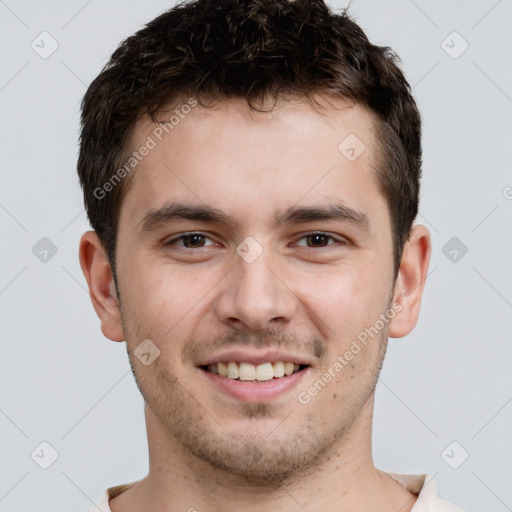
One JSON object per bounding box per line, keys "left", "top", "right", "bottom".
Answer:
{"left": 199, "top": 367, "right": 310, "bottom": 403}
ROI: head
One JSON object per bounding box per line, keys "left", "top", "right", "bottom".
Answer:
{"left": 78, "top": 0, "right": 430, "bottom": 481}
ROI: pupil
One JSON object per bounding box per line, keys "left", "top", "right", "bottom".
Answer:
{"left": 185, "top": 235, "right": 203, "bottom": 248}
{"left": 309, "top": 234, "right": 327, "bottom": 247}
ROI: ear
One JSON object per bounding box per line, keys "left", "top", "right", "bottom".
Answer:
{"left": 388, "top": 224, "right": 431, "bottom": 338}
{"left": 79, "top": 230, "right": 125, "bottom": 342}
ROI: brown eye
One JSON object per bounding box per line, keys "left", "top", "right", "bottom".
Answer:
{"left": 296, "top": 233, "right": 339, "bottom": 248}
{"left": 182, "top": 234, "right": 206, "bottom": 248}
{"left": 305, "top": 234, "right": 331, "bottom": 247}
{"left": 167, "top": 233, "right": 215, "bottom": 248}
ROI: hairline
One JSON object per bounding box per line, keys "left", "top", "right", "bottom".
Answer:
{"left": 108, "top": 92, "right": 406, "bottom": 281}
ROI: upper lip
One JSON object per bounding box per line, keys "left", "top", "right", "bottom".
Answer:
{"left": 196, "top": 349, "right": 314, "bottom": 367}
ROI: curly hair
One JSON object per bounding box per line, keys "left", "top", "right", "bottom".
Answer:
{"left": 78, "top": 0, "right": 422, "bottom": 279}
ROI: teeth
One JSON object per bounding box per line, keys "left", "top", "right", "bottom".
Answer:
{"left": 227, "top": 361, "right": 239, "bottom": 379}
{"left": 273, "top": 361, "right": 285, "bottom": 377}
{"left": 239, "top": 362, "right": 256, "bottom": 381}
{"left": 218, "top": 361, "right": 228, "bottom": 377}
{"left": 206, "top": 360, "right": 305, "bottom": 380}
{"left": 255, "top": 362, "right": 274, "bottom": 381}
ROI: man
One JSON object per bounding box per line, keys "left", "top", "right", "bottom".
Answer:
{"left": 77, "top": 0, "right": 465, "bottom": 510}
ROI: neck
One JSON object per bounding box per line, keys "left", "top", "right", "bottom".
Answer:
{"left": 110, "top": 399, "right": 417, "bottom": 512}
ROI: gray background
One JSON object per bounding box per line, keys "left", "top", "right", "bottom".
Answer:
{"left": 0, "top": 1, "right": 511, "bottom": 511}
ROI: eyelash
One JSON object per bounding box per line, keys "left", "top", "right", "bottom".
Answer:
{"left": 166, "top": 231, "right": 346, "bottom": 249}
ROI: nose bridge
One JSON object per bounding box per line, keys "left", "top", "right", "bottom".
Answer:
{"left": 237, "top": 248, "right": 278, "bottom": 299}
{"left": 215, "top": 238, "right": 296, "bottom": 329}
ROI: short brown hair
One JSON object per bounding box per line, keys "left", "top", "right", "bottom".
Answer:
{"left": 77, "top": 0, "right": 422, "bottom": 280}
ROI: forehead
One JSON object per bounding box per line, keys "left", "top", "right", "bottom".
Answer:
{"left": 118, "top": 94, "right": 384, "bottom": 231}
{"left": 132, "top": 94, "right": 377, "bottom": 148}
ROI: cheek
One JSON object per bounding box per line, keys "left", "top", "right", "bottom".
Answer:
{"left": 120, "top": 262, "right": 219, "bottom": 343}
{"left": 293, "top": 262, "right": 389, "bottom": 339}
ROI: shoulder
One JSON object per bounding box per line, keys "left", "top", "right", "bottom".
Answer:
{"left": 387, "top": 473, "right": 467, "bottom": 512}
{"left": 81, "top": 481, "right": 139, "bottom": 512}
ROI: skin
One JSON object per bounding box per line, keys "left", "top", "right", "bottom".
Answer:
{"left": 79, "top": 94, "right": 431, "bottom": 512}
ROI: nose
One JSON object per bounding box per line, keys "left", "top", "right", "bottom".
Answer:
{"left": 214, "top": 245, "right": 297, "bottom": 331}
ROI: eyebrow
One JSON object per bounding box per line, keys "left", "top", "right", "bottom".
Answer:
{"left": 139, "top": 201, "right": 370, "bottom": 234}
{"left": 274, "top": 203, "right": 370, "bottom": 232}
{"left": 139, "top": 203, "right": 236, "bottom": 232}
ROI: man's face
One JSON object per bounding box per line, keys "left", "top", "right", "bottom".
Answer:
{"left": 114, "top": 95, "right": 397, "bottom": 480}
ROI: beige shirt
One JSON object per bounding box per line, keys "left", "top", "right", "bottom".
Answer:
{"left": 84, "top": 473, "right": 466, "bottom": 511}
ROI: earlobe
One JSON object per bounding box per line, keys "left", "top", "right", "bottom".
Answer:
{"left": 388, "top": 224, "right": 431, "bottom": 339}
{"left": 79, "top": 231, "right": 125, "bottom": 342}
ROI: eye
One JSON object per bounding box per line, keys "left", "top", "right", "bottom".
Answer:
{"left": 295, "top": 232, "right": 343, "bottom": 248}
{"left": 166, "top": 233, "right": 216, "bottom": 249}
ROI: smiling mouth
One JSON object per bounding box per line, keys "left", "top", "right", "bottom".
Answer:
{"left": 201, "top": 361, "right": 309, "bottom": 383}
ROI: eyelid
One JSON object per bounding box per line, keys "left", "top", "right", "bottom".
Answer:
{"left": 166, "top": 231, "right": 217, "bottom": 247}
{"left": 293, "top": 231, "right": 347, "bottom": 247}
{"left": 164, "top": 230, "right": 348, "bottom": 249}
